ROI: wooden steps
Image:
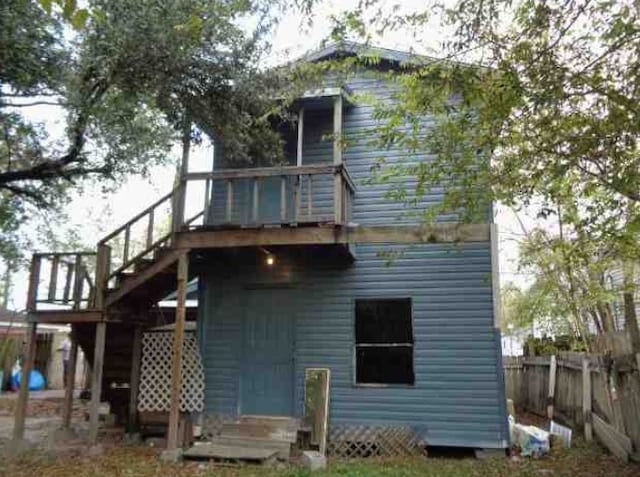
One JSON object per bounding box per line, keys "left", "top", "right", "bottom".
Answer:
{"left": 184, "top": 416, "right": 302, "bottom": 464}
{"left": 221, "top": 416, "right": 300, "bottom": 442}
{"left": 183, "top": 443, "right": 279, "bottom": 464}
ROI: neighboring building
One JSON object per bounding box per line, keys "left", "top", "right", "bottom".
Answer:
{"left": 605, "top": 267, "right": 640, "bottom": 332}
{"left": 0, "top": 308, "right": 86, "bottom": 390}
{"left": 21, "top": 43, "right": 508, "bottom": 455}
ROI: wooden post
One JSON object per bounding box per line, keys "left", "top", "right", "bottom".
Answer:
{"left": 173, "top": 119, "right": 191, "bottom": 233}
{"left": 123, "top": 226, "right": 131, "bottom": 264}
{"left": 547, "top": 355, "right": 557, "bottom": 420}
{"left": 253, "top": 178, "right": 259, "bottom": 223}
{"left": 307, "top": 175, "right": 313, "bottom": 217}
{"left": 12, "top": 254, "right": 42, "bottom": 442}
{"left": 27, "top": 254, "right": 41, "bottom": 312}
{"left": 61, "top": 330, "right": 79, "bottom": 429}
{"left": 94, "top": 244, "right": 110, "bottom": 310}
{"left": 295, "top": 107, "right": 305, "bottom": 225}
{"left": 146, "top": 209, "right": 154, "bottom": 248}
{"left": 88, "top": 322, "right": 107, "bottom": 445}
{"left": 48, "top": 256, "right": 59, "bottom": 302}
{"left": 333, "top": 95, "right": 343, "bottom": 224}
{"left": 63, "top": 263, "right": 73, "bottom": 303}
{"left": 167, "top": 252, "right": 188, "bottom": 450}
{"left": 12, "top": 323, "right": 37, "bottom": 442}
{"left": 127, "top": 325, "right": 143, "bottom": 432}
{"left": 297, "top": 107, "right": 304, "bottom": 167}
{"left": 72, "top": 254, "right": 84, "bottom": 310}
{"left": 203, "top": 179, "right": 211, "bottom": 222}
{"left": 280, "top": 176, "right": 287, "bottom": 222}
{"left": 225, "top": 180, "right": 233, "bottom": 223}
{"left": 583, "top": 356, "right": 593, "bottom": 441}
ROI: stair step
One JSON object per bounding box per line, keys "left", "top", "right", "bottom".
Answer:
{"left": 221, "top": 417, "right": 300, "bottom": 443}
{"left": 115, "top": 271, "right": 136, "bottom": 287}
{"left": 183, "top": 443, "right": 279, "bottom": 463}
{"left": 209, "top": 436, "right": 291, "bottom": 460}
{"left": 134, "top": 258, "right": 155, "bottom": 272}
{"left": 239, "top": 416, "right": 301, "bottom": 427}
{"left": 153, "top": 247, "right": 173, "bottom": 260}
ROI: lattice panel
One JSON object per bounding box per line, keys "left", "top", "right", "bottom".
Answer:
{"left": 327, "top": 425, "right": 426, "bottom": 458}
{"left": 138, "top": 331, "right": 205, "bottom": 413}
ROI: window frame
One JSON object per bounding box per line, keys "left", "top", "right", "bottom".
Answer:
{"left": 352, "top": 297, "right": 415, "bottom": 388}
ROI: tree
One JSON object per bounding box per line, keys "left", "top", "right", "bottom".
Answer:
{"left": 328, "top": 0, "right": 640, "bottom": 348}
{"left": 0, "top": 0, "right": 311, "bottom": 265}
{"left": 328, "top": 0, "right": 640, "bottom": 239}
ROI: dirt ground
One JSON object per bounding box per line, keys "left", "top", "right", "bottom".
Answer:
{"left": 0, "top": 390, "right": 90, "bottom": 453}
{"left": 1, "top": 393, "right": 639, "bottom": 477}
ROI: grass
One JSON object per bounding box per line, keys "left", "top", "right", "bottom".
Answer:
{"left": 2, "top": 438, "right": 639, "bottom": 477}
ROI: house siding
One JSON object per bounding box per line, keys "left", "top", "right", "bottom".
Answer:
{"left": 197, "top": 67, "right": 507, "bottom": 449}
{"left": 198, "top": 242, "right": 508, "bottom": 449}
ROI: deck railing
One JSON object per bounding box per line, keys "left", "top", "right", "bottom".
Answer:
{"left": 182, "top": 163, "right": 356, "bottom": 228}
{"left": 27, "top": 164, "right": 356, "bottom": 310}
{"left": 26, "top": 252, "right": 97, "bottom": 311}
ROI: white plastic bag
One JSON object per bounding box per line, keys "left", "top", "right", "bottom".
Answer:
{"left": 511, "top": 422, "right": 550, "bottom": 457}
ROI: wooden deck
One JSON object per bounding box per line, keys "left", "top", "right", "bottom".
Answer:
{"left": 15, "top": 160, "right": 491, "bottom": 456}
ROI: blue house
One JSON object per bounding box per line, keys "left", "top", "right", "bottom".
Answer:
{"left": 18, "top": 43, "right": 508, "bottom": 459}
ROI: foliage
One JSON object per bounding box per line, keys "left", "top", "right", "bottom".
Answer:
{"left": 324, "top": 1, "right": 640, "bottom": 345}
{"left": 524, "top": 335, "right": 588, "bottom": 356}
{"left": 501, "top": 218, "right": 628, "bottom": 347}
{"left": 329, "top": 0, "right": 640, "bottom": 243}
{"left": 0, "top": 0, "right": 313, "bottom": 266}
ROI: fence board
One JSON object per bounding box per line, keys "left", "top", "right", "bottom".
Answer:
{"left": 504, "top": 351, "right": 640, "bottom": 460}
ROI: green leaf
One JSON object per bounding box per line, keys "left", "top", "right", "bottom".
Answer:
{"left": 38, "top": 0, "right": 53, "bottom": 14}
{"left": 63, "top": 0, "right": 76, "bottom": 19}
{"left": 71, "top": 9, "right": 89, "bottom": 30}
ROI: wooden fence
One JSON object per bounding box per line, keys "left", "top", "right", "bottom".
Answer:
{"left": 504, "top": 353, "right": 640, "bottom": 462}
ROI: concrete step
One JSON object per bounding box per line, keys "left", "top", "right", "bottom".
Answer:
{"left": 183, "top": 442, "right": 278, "bottom": 464}
{"left": 209, "top": 435, "right": 292, "bottom": 460}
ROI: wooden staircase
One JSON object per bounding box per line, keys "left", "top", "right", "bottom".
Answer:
{"left": 25, "top": 187, "right": 204, "bottom": 422}
{"left": 24, "top": 163, "right": 358, "bottom": 429}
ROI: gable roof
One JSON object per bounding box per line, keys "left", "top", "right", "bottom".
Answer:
{"left": 302, "top": 41, "right": 436, "bottom": 67}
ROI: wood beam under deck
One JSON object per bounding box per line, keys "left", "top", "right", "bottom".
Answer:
{"left": 174, "top": 223, "right": 491, "bottom": 250}
{"left": 27, "top": 310, "right": 104, "bottom": 324}
{"left": 26, "top": 310, "right": 154, "bottom": 325}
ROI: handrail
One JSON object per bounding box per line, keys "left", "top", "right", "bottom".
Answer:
{"left": 185, "top": 163, "right": 356, "bottom": 192}
{"left": 105, "top": 208, "right": 205, "bottom": 280}
{"left": 184, "top": 164, "right": 338, "bottom": 181}
{"left": 98, "top": 189, "right": 175, "bottom": 245}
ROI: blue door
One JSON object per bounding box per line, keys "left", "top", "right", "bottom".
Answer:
{"left": 240, "top": 289, "right": 294, "bottom": 415}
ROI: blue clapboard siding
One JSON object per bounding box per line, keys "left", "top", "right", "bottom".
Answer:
{"left": 341, "top": 73, "right": 464, "bottom": 225}
{"left": 198, "top": 67, "right": 507, "bottom": 449}
{"left": 206, "top": 71, "right": 469, "bottom": 226}
{"left": 198, "top": 243, "right": 509, "bottom": 449}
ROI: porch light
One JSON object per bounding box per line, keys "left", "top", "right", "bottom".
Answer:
{"left": 266, "top": 254, "right": 275, "bottom": 266}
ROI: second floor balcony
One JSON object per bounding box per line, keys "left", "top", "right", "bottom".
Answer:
{"left": 184, "top": 163, "right": 356, "bottom": 229}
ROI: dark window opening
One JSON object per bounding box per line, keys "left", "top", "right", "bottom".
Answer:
{"left": 355, "top": 298, "right": 414, "bottom": 385}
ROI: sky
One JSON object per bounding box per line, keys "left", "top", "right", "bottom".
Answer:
{"left": 5, "top": 0, "right": 537, "bottom": 310}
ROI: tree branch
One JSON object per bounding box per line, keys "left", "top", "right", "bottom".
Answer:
{"left": 0, "top": 101, "right": 65, "bottom": 108}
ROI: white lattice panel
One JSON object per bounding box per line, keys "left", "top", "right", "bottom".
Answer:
{"left": 138, "top": 331, "right": 205, "bottom": 413}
